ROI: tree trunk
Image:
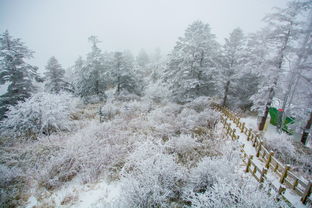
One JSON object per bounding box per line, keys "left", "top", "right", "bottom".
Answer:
{"left": 259, "top": 86, "right": 275, "bottom": 131}
{"left": 301, "top": 111, "right": 312, "bottom": 145}
{"left": 95, "top": 80, "right": 99, "bottom": 95}
{"left": 116, "top": 76, "right": 121, "bottom": 95}
{"left": 222, "top": 80, "right": 230, "bottom": 107}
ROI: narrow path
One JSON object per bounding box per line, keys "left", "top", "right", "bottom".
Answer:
{"left": 212, "top": 104, "right": 311, "bottom": 208}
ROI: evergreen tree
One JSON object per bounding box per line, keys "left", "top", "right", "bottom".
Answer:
{"left": 165, "top": 21, "right": 220, "bottom": 103}
{"left": 0, "top": 30, "right": 38, "bottom": 119}
{"left": 219, "top": 28, "right": 246, "bottom": 107}
{"left": 75, "top": 36, "right": 107, "bottom": 101}
{"left": 113, "top": 52, "right": 142, "bottom": 96}
{"left": 136, "top": 49, "right": 150, "bottom": 68}
{"left": 44, "top": 56, "right": 71, "bottom": 93}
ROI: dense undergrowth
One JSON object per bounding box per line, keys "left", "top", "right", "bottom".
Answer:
{"left": 0, "top": 94, "right": 289, "bottom": 207}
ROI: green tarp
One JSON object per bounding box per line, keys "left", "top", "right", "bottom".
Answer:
{"left": 269, "top": 107, "right": 295, "bottom": 134}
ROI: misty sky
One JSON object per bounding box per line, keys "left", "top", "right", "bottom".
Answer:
{"left": 0, "top": 0, "right": 287, "bottom": 72}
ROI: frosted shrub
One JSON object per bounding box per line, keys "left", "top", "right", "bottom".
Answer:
{"left": 100, "top": 102, "right": 120, "bottom": 121}
{"left": 0, "top": 92, "right": 78, "bottom": 139}
{"left": 176, "top": 108, "right": 219, "bottom": 134}
{"left": 187, "top": 145, "right": 241, "bottom": 193}
{"left": 144, "top": 81, "right": 170, "bottom": 103}
{"left": 119, "top": 141, "right": 187, "bottom": 207}
{"left": 39, "top": 154, "right": 80, "bottom": 190}
{"left": 185, "top": 96, "right": 213, "bottom": 112}
{"left": 185, "top": 179, "right": 286, "bottom": 208}
{"left": 113, "top": 92, "right": 141, "bottom": 102}
{"left": 184, "top": 143, "right": 287, "bottom": 208}
{"left": 264, "top": 133, "right": 296, "bottom": 160}
{"left": 264, "top": 133, "right": 312, "bottom": 176}
{"left": 82, "top": 94, "right": 106, "bottom": 104}
{"left": 200, "top": 108, "right": 219, "bottom": 129}
{"left": 166, "top": 134, "right": 203, "bottom": 167}
{"left": 120, "top": 100, "right": 152, "bottom": 116}
{"left": 167, "top": 134, "right": 200, "bottom": 155}
{"left": 177, "top": 108, "right": 200, "bottom": 131}
{"left": 0, "top": 165, "right": 26, "bottom": 207}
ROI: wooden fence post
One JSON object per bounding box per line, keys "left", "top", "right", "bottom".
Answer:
{"left": 260, "top": 167, "right": 268, "bottom": 183}
{"left": 265, "top": 151, "right": 274, "bottom": 169}
{"left": 279, "top": 165, "right": 291, "bottom": 184}
{"left": 247, "top": 128, "right": 252, "bottom": 139}
{"left": 256, "top": 141, "right": 263, "bottom": 157}
{"left": 278, "top": 185, "right": 286, "bottom": 195}
{"left": 301, "top": 181, "right": 311, "bottom": 204}
{"left": 240, "top": 144, "right": 245, "bottom": 153}
{"left": 252, "top": 136, "right": 257, "bottom": 147}
{"left": 240, "top": 122, "right": 245, "bottom": 133}
{"left": 245, "top": 155, "right": 253, "bottom": 173}
{"left": 236, "top": 117, "right": 240, "bottom": 126}
{"left": 232, "top": 129, "right": 236, "bottom": 140}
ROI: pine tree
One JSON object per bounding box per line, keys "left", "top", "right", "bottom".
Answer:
{"left": 219, "top": 28, "right": 246, "bottom": 107}
{"left": 0, "top": 30, "right": 38, "bottom": 119}
{"left": 165, "top": 21, "right": 220, "bottom": 103}
{"left": 136, "top": 49, "right": 150, "bottom": 67}
{"left": 44, "top": 56, "right": 71, "bottom": 93}
{"left": 75, "top": 36, "right": 107, "bottom": 101}
{"left": 113, "top": 52, "right": 142, "bottom": 96}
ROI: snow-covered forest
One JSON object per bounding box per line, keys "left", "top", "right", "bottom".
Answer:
{"left": 1, "top": 0, "right": 312, "bottom": 207}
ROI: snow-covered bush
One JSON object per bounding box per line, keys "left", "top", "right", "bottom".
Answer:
{"left": 82, "top": 94, "right": 106, "bottom": 104}
{"left": 0, "top": 92, "right": 79, "bottom": 139}
{"left": 120, "top": 100, "right": 152, "bottom": 116}
{"left": 264, "top": 133, "right": 296, "bottom": 159}
{"left": 177, "top": 108, "right": 219, "bottom": 132}
{"left": 119, "top": 141, "right": 187, "bottom": 207}
{"left": 113, "top": 92, "right": 141, "bottom": 102}
{"left": 183, "top": 143, "right": 287, "bottom": 208}
{"left": 38, "top": 154, "right": 80, "bottom": 190}
{"left": 0, "top": 165, "right": 27, "bottom": 207}
{"left": 100, "top": 102, "right": 120, "bottom": 121}
{"left": 187, "top": 143, "right": 241, "bottom": 193}
{"left": 185, "top": 96, "right": 213, "bottom": 112}
{"left": 166, "top": 134, "right": 203, "bottom": 167}
{"left": 144, "top": 80, "right": 170, "bottom": 103}
{"left": 185, "top": 179, "right": 286, "bottom": 208}
{"left": 167, "top": 134, "right": 200, "bottom": 155}
{"left": 264, "top": 133, "right": 312, "bottom": 178}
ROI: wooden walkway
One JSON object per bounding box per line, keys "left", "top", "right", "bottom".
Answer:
{"left": 212, "top": 103, "right": 311, "bottom": 208}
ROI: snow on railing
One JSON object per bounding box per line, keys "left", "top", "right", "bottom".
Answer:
{"left": 212, "top": 103, "right": 312, "bottom": 205}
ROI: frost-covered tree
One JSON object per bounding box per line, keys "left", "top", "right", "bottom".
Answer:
{"left": 113, "top": 52, "right": 142, "bottom": 96}
{"left": 136, "top": 49, "right": 150, "bottom": 67}
{"left": 251, "top": 2, "right": 303, "bottom": 130}
{"left": 150, "top": 48, "right": 162, "bottom": 63}
{"left": 219, "top": 28, "right": 246, "bottom": 107}
{"left": 75, "top": 36, "right": 107, "bottom": 101}
{"left": 44, "top": 56, "right": 71, "bottom": 93}
{"left": 165, "top": 21, "right": 220, "bottom": 103}
{"left": 284, "top": 5, "right": 312, "bottom": 144}
{"left": 0, "top": 30, "right": 39, "bottom": 119}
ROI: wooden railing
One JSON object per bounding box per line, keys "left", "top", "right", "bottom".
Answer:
{"left": 213, "top": 103, "right": 312, "bottom": 205}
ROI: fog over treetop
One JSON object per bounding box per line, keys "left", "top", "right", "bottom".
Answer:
{"left": 0, "top": 0, "right": 286, "bottom": 70}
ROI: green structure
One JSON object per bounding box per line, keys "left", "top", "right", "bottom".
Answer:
{"left": 269, "top": 107, "right": 295, "bottom": 134}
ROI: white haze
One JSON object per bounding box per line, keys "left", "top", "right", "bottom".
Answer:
{"left": 0, "top": 0, "right": 287, "bottom": 71}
